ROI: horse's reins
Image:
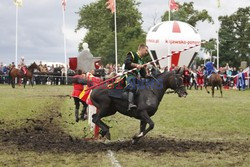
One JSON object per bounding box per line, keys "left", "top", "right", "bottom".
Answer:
{"left": 86, "top": 44, "right": 201, "bottom": 91}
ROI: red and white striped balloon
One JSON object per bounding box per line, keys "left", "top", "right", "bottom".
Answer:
{"left": 146, "top": 21, "right": 201, "bottom": 69}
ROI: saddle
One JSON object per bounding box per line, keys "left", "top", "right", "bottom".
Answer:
{"left": 108, "top": 76, "right": 161, "bottom": 99}
{"left": 108, "top": 89, "right": 129, "bottom": 100}
{"left": 107, "top": 76, "right": 126, "bottom": 89}
{"left": 107, "top": 76, "right": 128, "bottom": 99}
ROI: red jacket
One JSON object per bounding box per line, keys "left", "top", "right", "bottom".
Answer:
{"left": 71, "top": 75, "right": 84, "bottom": 98}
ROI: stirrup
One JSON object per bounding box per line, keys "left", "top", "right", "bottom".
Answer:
{"left": 128, "top": 104, "right": 137, "bottom": 111}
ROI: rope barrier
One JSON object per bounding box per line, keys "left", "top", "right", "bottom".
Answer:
{"left": 86, "top": 43, "right": 201, "bottom": 90}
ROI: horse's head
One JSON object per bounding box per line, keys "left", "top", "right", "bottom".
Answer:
{"left": 28, "top": 62, "right": 40, "bottom": 71}
{"left": 169, "top": 68, "right": 187, "bottom": 98}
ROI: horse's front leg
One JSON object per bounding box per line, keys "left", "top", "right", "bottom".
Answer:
{"left": 23, "top": 77, "right": 26, "bottom": 88}
{"left": 18, "top": 77, "right": 22, "bottom": 86}
{"left": 11, "top": 78, "right": 15, "bottom": 88}
{"left": 204, "top": 84, "right": 210, "bottom": 94}
{"left": 204, "top": 78, "right": 210, "bottom": 94}
{"left": 30, "top": 77, "right": 34, "bottom": 87}
{"left": 132, "top": 111, "right": 154, "bottom": 144}
{"left": 132, "top": 120, "right": 146, "bottom": 144}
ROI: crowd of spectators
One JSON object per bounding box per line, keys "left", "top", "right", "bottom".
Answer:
{"left": 0, "top": 61, "right": 122, "bottom": 85}
{"left": 167, "top": 63, "right": 249, "bottom": 90}
{"left": 0, "top": 60, "right": 248, "bottom": 90}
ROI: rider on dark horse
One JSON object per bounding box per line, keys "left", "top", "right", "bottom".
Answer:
{"left": 204, "top": 61, "right": 216, "bottom": 85}
{"left": 124, "top": 43, "right": 149, "bottom": 112}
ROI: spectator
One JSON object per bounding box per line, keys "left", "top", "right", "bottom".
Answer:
{"left": 197, "top": 66, "right": 204, "bottom": 90}
{"left": 71, "top": 70, "right": 88, "bottom": 122}
{"left": 237, "top": 68, "right": 246, "bottom": 91}
{"left": 231, "top": 67, "right": 238, "bottom": 88}
{"left": 60, "top": 65, "right": 66, "bottom": 85}
{"left": 0, "top": 62, "right": 3, "bottom": 73}
{"left": 54, "top": 64, "right": 61, "bottom": 85}
{"left": 189, "top": 69, "right": 197, "bottom": 90}
{"left": 183, "top": 65, "right": 190, "bottom": 89}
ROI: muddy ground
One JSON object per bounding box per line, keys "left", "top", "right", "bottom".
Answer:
{"left": 0, "top": 101, "right": 249, "bottom": 157}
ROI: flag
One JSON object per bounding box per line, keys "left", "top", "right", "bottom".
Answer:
{"left": 217, "top": 0, "right": 221, "bottom": 8}
{"left": 13, "top": 0, "right": 23, "bottom": 7}
{"left": 62, "top": 0, "right": 66, "bottom": 11}
{"left": 69, "top": 57, "right": 77, "bottom": 71}
{"left": 106, "top": 0, "right": 115, "bottom": 13}
{"left": 169, "top": 0, "right": 179, "bottom": 11}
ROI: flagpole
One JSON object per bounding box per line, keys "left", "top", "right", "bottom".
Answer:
{"left": 168, "top": 1, "right": 171, "bottom": 21}
{"left": 216, "top": 0, "right": 220, "bottom": 69}
{"left": 114, "top": 0, "right": 118, "bottom": 73}
{"left": 62, "top": 5, "right": 67, "bottom": 84}
{"left": 216, "top": 31, "right": 219, "bottom": 69}
{"left": 168, "top": 0, "right": 171, "bottom": 70}
{"left": 15, "top": 5, "right": 18, "bottom": 66}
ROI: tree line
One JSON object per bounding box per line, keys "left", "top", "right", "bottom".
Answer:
{"left": 76, "top": 0, "right": 249, "bottom": 68}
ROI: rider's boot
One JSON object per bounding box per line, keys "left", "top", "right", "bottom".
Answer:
{"left": 80, "top": 107, "right": 87, "bottom": 120}
{"left": 127, "top": 91, "right": 137, "bottom": 112}
{"left": 75, "top": 109, "right": 79, "bottom": 122}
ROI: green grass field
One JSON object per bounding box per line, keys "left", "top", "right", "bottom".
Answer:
{"left": 0, "top": 84, "right": 249, "bottom": 167}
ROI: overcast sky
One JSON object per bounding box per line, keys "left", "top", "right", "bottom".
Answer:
{"left": 0, "top": 0, "right": 248, "bottom": 65}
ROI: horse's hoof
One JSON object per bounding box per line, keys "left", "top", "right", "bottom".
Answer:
{"left": 132, "top": 138, "right": 140, "bottom": 144}
{"left": 100, "top": 130, "right": 111, "bottom": 140}
{"left": 105, "top": 132, "right": 111, "bottom": 140}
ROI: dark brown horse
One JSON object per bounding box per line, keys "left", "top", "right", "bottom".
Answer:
{"left": 90, "top": 69, "right": 187, "bottom": 143}
{"left": 204, "top": 73, "right": 223, "bottom": 97}
{"left": 9, "top": 62, "right": 40, "bottom": 88}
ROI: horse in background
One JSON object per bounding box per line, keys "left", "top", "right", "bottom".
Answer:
{"left": 9, "top": 62, "right": 40, "bottom": 88}
{"left": 204, "top": 73, "right": 223, "bottom": 98}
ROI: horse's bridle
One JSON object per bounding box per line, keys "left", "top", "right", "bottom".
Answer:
{"left": 173, "top": 72, "right": 185, "bottom": 94}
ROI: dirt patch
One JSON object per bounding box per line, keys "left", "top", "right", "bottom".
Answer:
{"left": 0, "top": 101, "right": 249, "bottom": 155}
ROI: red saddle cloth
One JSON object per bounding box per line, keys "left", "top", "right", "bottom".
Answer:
{"left": 79, "top": 74, "right": 103, "bottom": 105}
{"left": 21, "top": 66, "right": 27, "bottom": 75}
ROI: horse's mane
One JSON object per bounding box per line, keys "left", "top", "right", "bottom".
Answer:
{"left": 27, "top": 62, "right": 38, "bottom": 70}
{"left": 144, "top": 71, "right": 177, "bottom": 84}
{"left": 153, "top": 70, "right": 174, "bottom": 78}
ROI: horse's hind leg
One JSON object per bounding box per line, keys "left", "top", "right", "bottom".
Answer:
{"left": 212, "top": 86, "right": 215, "bottom": 98}
{"left": 92, "top": 111, "right": 111, "bottom": 140}
{"left": 219, "top": 85, "right": 223, "bottom": 97}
